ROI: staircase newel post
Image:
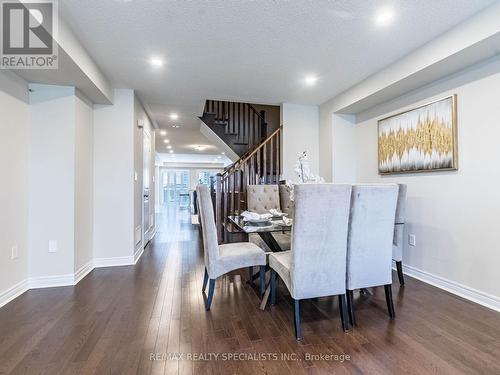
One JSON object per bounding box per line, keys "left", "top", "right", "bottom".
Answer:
{"left": 215, "top": 173, "right": 224, "bottom": 244}
{"left": 260, "top": 110, "right": 267, "bottom": 140}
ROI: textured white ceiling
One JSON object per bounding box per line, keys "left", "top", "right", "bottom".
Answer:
{"left": 154, "top": 128, "right": 223, "bottom": 155}
{"left": 59, "top": 0, "right": 496, "bottom": 149}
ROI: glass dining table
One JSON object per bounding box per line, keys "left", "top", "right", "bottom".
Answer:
{"left": 227, "top": 215, "right": 292, "bottom": 252}
{"left": 228, "top": 215, "right": 292, "bottom": 309}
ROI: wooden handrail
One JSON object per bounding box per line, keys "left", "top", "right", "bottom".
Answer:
{"left": 212, "top": 126, "right": 282, "bottom": 243}
{"left": 237, "top": 127, "right": 281, "bottom": 167}
{"left": 222, "top": 126, "right": 282, "bottom": 176}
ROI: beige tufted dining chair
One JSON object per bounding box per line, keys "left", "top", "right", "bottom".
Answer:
{"left": 246, "top": 185, "right": 291, "bottom": 252}
{"left": 247, "top": 185, "right": 281, "bottom": 214}
{"left": 279, "top": 185, "right": 294, "bottom": 217}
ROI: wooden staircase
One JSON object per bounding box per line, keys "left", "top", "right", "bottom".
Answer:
{"left": 200, "top": 100, "right": 268, "bottom": 157}
{"left": 212, "top": 127, "right": 282, "bottom": 243}
{"left": 199, "top": 99, "right": 282, "bottom": 243}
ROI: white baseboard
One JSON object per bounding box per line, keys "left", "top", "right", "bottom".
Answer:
{"left": 28, "top": 274, "right": 75, "bottom": 289}
{"left": 74, "top": 261, "right": 94, "bottom": 284}
{"left": 399, "top": 263, "right": 500, "bottom": 312}
{"left": 1, "top": 253, "right": 144, "bottom": 309}
{"left": 145, "top": 225, "right": 156, "bottom": 242}
{"left": 93, "top": 256, "right": 135, "bottom": 268}
{"left": 134, "top": 247, "right": 144, "bottom": 264}
{"left": 0, "top": 279, "right": 29, "bottom": 309}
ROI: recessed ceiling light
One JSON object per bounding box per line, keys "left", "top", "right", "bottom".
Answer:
{"left": 375, "top": 8, "right": 394, "bottom": 27}
{"left": 304, "top": 75, "right": 318, "bottom": 86}
{"left": 172, "top": 125, "right": 180, "bottom": 129}
{"left": 163, "top": 139, "right": 170, "bottom": 144}
{"left": 150, "top": 57, "right": 164, "bottom": 67}
{"left": 167, "top": 145, "right": 172, "bottom": 149}
{"left": 169, "top": 150, "right": 174, "bottom": 154}
{"left": 222, "top": 152, "right": 225, "bottom": 155}
{"left": 169, "top": 113, "right": 179, "bottom": 120}
{"left": 159, "top": 130, "right": 167, "bottom": 136}
{"left": 194, "top": 145, "right": 207, "bottom": 151}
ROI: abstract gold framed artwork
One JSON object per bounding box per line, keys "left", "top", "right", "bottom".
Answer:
{"left": 378, "top": 95, "right": 458, "bottom": 174}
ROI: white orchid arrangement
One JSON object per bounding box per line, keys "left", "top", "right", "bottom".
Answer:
{"left": 286, "top": 150, "right": 325, "bottom": 200}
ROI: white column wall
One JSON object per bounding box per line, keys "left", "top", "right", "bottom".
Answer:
{"left": 74, "top": 91, "right": 94, "bottom": 273}
{"left": 28, "top": 84, "right": 76, "bottom": 280}
{"left": 93, "top": 89, "right": 135, "bottom": 263}
{"left": 0, "top": 71, "right": 30, "bottom": 304}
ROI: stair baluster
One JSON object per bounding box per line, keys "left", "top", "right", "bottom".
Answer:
{"left": 212, "top": 127, "right": 282, "bottom": 243}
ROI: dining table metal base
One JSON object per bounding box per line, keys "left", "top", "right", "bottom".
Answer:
{"left": 255, "top": 232, "right": 286, "bottom": 309}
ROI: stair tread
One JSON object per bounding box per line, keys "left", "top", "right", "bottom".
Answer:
{"left": 233, "top": 142, "right": 249, "bottom": 145}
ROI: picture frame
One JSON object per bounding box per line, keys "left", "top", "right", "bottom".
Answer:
{"left": 378, "top": 94, "right": 458, "bottom": 174}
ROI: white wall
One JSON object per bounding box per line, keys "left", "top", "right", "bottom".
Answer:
{"left": 281, "top": 103, "right": 319, "bottom": 181}
{"left": 134, "top": 96, "right": 156, "bottom": 250}
{"left": 318, "top": 105, "right": 333, "bottom": 182}
{"left": 27, "top": 84, "right": 94, "bottom": 280}
{"left": 1, "top": 82, "right": 154, "bottom": 304}
{"left": 74, "top": 91, "right": 94, "bottom": 272}
{"left": 93, "top": 89, "right": 135, "bottom": 262}
{"left": 0, "top": 71, "right": 29, "bottom": 303}
{"left": 28, "top": 85, "right": 76, "bottom": 279}
{"left": 331, "top": 114, "right": 357, "bottom": 183}
{"left": 341, "top": 60, "right": 500, "bottom": 309}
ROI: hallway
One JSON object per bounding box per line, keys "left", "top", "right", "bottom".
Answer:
{"left": 1, "top": 207, "right": 499, "bottom": 374}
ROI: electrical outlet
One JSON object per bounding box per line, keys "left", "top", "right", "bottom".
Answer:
{"left": 48, "top": 240, "right": 57, "bottom": 253}
{"left": 11, "top": 245, "right": 18, "bottom": 259}
{"left": 408, "top": 234, "right": 416, "bottom": 247}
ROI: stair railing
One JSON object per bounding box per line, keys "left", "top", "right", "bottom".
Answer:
{"left": 204, "top": 100, "right": 267, "bottom": 150}
{"left": 212, "top": 126, "right": 282, "bottom": 243}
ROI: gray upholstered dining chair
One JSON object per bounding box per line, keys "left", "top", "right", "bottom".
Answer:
{"left": 196, "top": 185, "right": 267, "bottom": 310}
{"left": 246, "top": 184, "right": 291, "bottom": 252}
{"left": 268, "top": 184, "right": 353, "bottom": 340}
{"left": 393, "top": 184, "right": 407, "bottom": 285}
{"left": 345, "top": 184, "right": 399, "bottom": 326}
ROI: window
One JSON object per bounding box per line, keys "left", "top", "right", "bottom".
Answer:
{"left": 198, "top": 170, "right": 217, "bottom": 185}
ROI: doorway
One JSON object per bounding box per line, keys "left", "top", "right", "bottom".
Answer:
{"left": 161, "top": 169, "right": 190, "bottom": 209}
{"left": 143, "top": 129, "right": 153, "bottom": 242}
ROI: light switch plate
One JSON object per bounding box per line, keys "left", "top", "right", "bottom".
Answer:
{"left": 49, "top": 240, "right": 57, "bottom": 253}
{"left": 11, "top": 245, "right": 18, "bottom": 259}
{"left": 408, "top": 234, "right": 416, "bottom": 247}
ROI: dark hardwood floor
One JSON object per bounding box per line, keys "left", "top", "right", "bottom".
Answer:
{"left": 1, "top": 206, "right": 499, "bottom": 374}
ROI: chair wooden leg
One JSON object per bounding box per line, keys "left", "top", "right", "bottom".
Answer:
{"left": 396, "top": 261, "right": 405, "bottom": 286}
{"left": 202, "top": 267, "right": 208, "bottom": 292}
{"left": 346, "top": 289, "right": 356, "bottom": 326}
{"left": 270, "top": 269, "right": 277, "bottom": 305}
{"left": 293, "top": 299, "right": 302, "bottom": 340}
{"left": 259, "top": 266, "right": 266, "bottom": 296}
{"left": 248, "top": 266, "right": 254, "bottom": 286}
{"left": 338, "top": 294, "right": 349, "bottom": 332}
{"left": 384, "top": 284, "right": 395, "bottom": 319}
{"left": 205, "top": 279, "right": 216, "bottom": 311}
